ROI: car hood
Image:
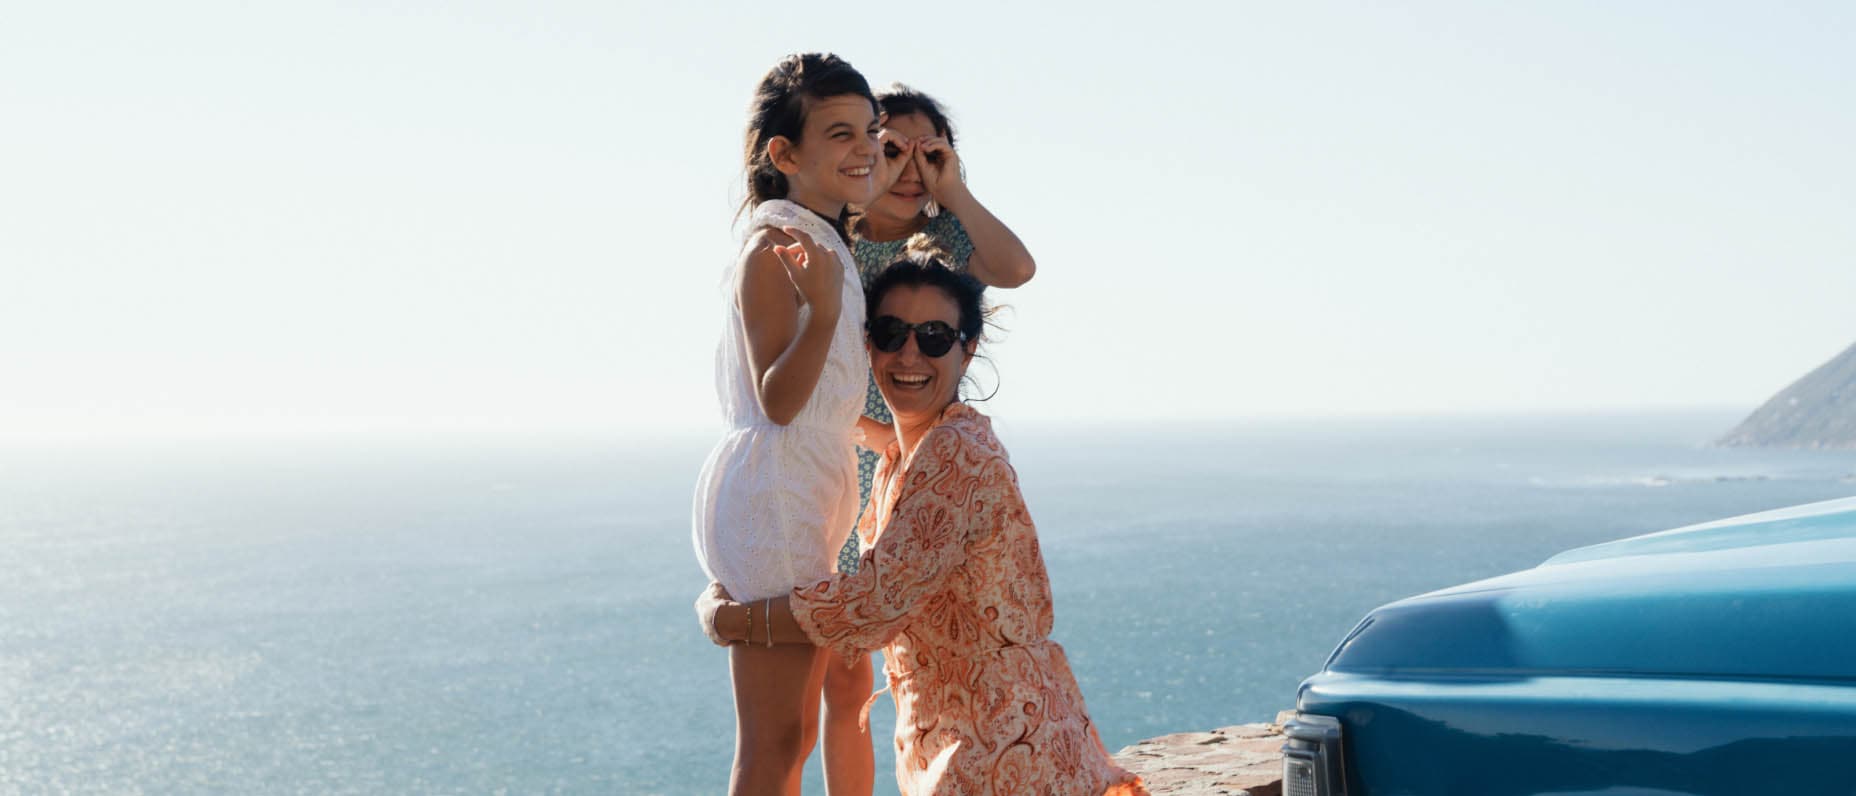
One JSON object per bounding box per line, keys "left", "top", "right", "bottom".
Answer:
{"left": 1326, "top": 496, "right": 1856, "bottom": 681}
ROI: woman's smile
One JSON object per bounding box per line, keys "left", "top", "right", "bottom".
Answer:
{"left": 888, "top": 372, "right": 931, "bottom": 390}
{"left": 869, "top": 285, "right": 970, "bottom": 425}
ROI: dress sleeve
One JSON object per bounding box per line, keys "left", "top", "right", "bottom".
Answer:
{"left": 922, "top": 214, "right": 975, "bottom": 274}
{"left": 791, "top": 426, "right": 998, "bottom": 660}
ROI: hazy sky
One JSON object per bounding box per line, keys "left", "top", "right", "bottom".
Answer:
{"left": 4, "top": 1, "right": 1852, "bottom": 438}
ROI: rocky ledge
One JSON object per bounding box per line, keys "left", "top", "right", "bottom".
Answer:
{"left": 1112, "top": 713, "right": 1290, "bottom": 796}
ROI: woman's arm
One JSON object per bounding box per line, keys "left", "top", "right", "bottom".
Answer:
{"left": 738, "top": 226, "right": 845, "bottom": 425}
{"left": 696, "top": 427, "right": 1001, "bottom": 656}
{"left": 915, "top": 137, "right": 1036, "bottom": 288}
{"left": 795, "top": 427, "right": 1008, "bottom": 661}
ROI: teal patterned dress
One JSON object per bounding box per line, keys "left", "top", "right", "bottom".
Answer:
{"left": 837, "top": 213, "right": 978, "bottom": 574}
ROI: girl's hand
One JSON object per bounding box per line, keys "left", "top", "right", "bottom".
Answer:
{"left": 913, "top": 136, "right": 969, "bottom": 207}
{"left": 772, "top": 226, "right": 843, "bottom": 316}
{"left": 872, "top": 128, "right": 915, "bottom": 194}
{"left": 694, "top": 581, "right": 738, "bottom": 646}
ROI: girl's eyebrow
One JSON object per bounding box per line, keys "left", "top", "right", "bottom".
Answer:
{"left": 823, "top": 120, "right": 855, "bottom": 134}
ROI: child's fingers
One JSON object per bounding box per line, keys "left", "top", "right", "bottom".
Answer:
{"left": 878, "top": 128, "right": 912, "bottom": 155}
{"left": 771, "top": 243, "right": 808, "bottom": 282}
{"left": 781, "top": 226, "right": 837, "bottom": 275}
{"left": 877, "top": 129, "right": 914, "bottom": 185}
{"left": 918, "top": 138, "right": 956, "bottom": 180}
{"left": 780, "top": 226, "right": 818, "bottom": 256}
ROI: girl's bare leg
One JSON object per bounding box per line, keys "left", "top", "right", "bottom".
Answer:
{"left": 821, "top": 650, "right": 875, "bottom": 795}
{"left": 794, "top": 648, "right": 826, "bottom": 795}
{"left": 729, "top": 642, "right": 826, "bottom": 796}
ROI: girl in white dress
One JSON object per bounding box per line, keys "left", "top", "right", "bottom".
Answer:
{"left": 691, "top": 53, "right": 889, "bottom": 796}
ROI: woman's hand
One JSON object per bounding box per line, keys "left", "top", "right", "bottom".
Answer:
{"left": 772, "top": 226, "right": 844, "bottom": 317}
{"left": 913, "top": 136, "right": 970, "bottom": 209}
{"left": 694, "top": 581, "right": 739, "bottom": 646}
{"left": 857, "top": 415, "right": 896, "bottom": 453}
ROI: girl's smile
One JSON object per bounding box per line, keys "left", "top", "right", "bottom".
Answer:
{"left": 777, "top": 95, "right": 882, "bottom": 210}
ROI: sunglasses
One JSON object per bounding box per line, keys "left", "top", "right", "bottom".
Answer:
{"left": 867, "top": 315, "right": 966, "bottom": 357}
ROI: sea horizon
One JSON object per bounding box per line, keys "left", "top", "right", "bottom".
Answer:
{"left": 6, "top": 408, "right": 1855, "bottom": 794}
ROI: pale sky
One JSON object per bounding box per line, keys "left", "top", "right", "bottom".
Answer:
{"left": 4, "top": 1, "right": 1852, "bottom": 438}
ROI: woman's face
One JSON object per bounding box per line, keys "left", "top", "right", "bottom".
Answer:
{"left": 866, "top": 112, "right": 941, "bottom": 221}
{"left": 868, "top": 284, "right": 973, "bottom": 428}
{"left": 774, "top": 95, "right": 881, "bottom": 207}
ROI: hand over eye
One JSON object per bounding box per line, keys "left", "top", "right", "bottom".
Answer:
{"left": 913, "top": 136, "right": 962, "bottom": 199}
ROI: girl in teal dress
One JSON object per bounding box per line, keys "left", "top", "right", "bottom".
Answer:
{"left": 821, "top": 82, "right": 1040, "bottom": 790}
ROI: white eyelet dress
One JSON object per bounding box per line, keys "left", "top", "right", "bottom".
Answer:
{"left": 692, "top": 200, "right": 868, "bottom": 602}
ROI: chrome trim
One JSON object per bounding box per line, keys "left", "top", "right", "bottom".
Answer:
{"left": 1281, "top": 712, "right": 1348, "bottom": 796}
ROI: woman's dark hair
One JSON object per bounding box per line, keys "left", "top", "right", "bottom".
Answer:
{"left": 865, "top": 252, "right": 986, "bottom": 345}
{"left": 877, "top": 83, "right": 956, "bottom": 148}
{"left": 740, "top": 53, "right": 879, "bottom": 222}
{"left": 866, "top": 250, "right": 1003, "bottom": 401}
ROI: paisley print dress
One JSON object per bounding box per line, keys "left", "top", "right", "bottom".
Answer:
{"left": 791, "top": 403, "right": 1146, "bottom": 796}
{"left": 839, "top": 213, "right": 977, "bottom": 575}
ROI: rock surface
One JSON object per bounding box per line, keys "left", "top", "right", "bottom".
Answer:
{"left": 1113, "top": 716, "right": 1287, "bottom": 796}
{"left": 1720, "top": 340, "right": 1856, "bottom": 449}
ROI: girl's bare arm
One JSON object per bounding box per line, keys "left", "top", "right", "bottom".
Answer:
{"left": 945, "top": 192, "right": 1036, "bottom": 288}
{"left": 915, "top": 136, "right": 1036, "bottom": 288}
{"left": 738, "top": 228, "right": 844, "bottom": 425}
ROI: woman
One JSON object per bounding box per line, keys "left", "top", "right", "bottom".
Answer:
{"left": 699, "top": 255, "right": 1145, "bottom": 796}
{"left": 838, "top": 83, "right": 1038, "bottom": 577}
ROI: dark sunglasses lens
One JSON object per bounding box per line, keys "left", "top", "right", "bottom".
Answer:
{"left": 868, "top": 317, "right": 909, "bottom": 352}
{"left": 915, "top": 322, "right": 958, "bottom": 357}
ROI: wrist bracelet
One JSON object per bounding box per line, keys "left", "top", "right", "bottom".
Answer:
{"left": 764, "top": 598, "right": 775, "bottom": 647}
{"left": 743, "top": 601, "right": 753, "bottom": 645}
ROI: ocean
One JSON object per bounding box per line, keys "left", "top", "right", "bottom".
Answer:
{"left": 5, "top": 410, "right": 1855, "bottom": 794}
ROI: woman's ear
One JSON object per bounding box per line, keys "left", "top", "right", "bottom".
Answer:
{"left": 767, "top": 136, "right": 800, "bottom": 176}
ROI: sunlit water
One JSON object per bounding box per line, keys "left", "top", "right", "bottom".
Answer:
{"left": 4, "top": 411, "right": 1854, "bottom": 793}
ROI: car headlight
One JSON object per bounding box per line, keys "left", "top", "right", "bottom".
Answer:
{"left": 1282, "top": 712, "right": 1347, "bottom": 796}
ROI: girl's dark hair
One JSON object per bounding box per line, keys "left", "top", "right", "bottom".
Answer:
{"left": 741, "top": 53, "right": 879, "bottom": 222}
{"left": 877, "top": 83, "right": 956, "bottom": 148}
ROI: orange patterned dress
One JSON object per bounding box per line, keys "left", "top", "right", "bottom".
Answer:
{"left": 790, "top": 403, "right": 1147, "bottom": 796}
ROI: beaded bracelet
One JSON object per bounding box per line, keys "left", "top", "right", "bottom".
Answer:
{"left": 743, "top": 600, "right": 754, "bottom": 646}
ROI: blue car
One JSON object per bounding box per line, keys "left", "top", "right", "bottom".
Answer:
{"left": 1283, "top": 497, "right": 1856, "bottom": 796}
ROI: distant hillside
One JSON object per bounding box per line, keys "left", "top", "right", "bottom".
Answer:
{"left": 1719, "top": 341, "right": 1856, "bottom": 449}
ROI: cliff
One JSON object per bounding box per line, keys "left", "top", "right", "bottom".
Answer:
{"left": 1719, "top": 341, "right": 1856, "bottom": 449}
{"left": 1113, "top": 715, "right": 1288, "bottom": 796}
